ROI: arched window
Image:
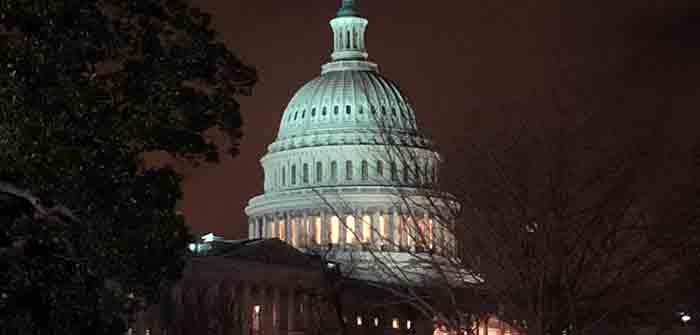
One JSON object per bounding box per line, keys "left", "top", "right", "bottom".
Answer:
{"left": 331, "top": 161, "right": 338, "bottom": 180}
{"left": 303, "top": 163, "right": 309, "bottom": 183}
{"left": 291, "top": 165, "right": 297, "bottom": 185}
{"left": 316, "top": 162, "right": 323, "bottom": 183}
{"left": 390, "top": 162, "right": 398, "bottom": 181}
{"left": 346, "top": 161, "right": 353, "bottom": 180}
{"left": 376, "top": 161, "right": 383, "bottom": 177}
{"left": 361, "top": 160, "right": 369, "bottom": 181}
{"left": 282, "top": 167, "right": 286, "bottom": 186}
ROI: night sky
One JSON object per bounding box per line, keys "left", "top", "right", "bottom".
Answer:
{"left": 179, "top": 0, "right": 700, "bottom": 239}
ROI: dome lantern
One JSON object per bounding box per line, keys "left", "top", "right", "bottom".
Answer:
{"left": 330, "top": 0, "right": 368, "bottom": 61}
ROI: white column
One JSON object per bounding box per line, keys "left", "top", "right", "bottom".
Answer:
{"left": 339, "top": 215, "right": 347, "bottom": 248}
{"left": 320, "top": 211, "right": 328, "bottom": 244}
{"left": 299, "top": 212, "right": 307, "bottom": 247}
{"left": 387, "top": 210, "right": 396, "bottom": 250}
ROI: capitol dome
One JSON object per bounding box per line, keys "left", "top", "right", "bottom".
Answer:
{"left": 246, "top": 0, "right": 455, "bottom": 258}
{"left": 278, "top": 70, "right": 418, "bottom": 140}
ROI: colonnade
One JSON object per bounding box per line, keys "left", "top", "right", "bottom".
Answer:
{"left": 240, "top": 282, "right": 313, "bottom": 335}
{"left": 248, "top": 209, "right": 456, "bottom": 255}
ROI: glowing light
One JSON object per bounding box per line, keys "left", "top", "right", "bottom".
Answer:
{"left": 392, "top": 318, "right": 400, "bottom": 329}
{"left": 682, "top": 314, "right": 691, "bottom": 323}
{"left": 357, "top": 316, "right": 363, "bottom": 326}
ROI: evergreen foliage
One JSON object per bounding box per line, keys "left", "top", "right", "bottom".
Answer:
{"left": 0, "top": 0, "right": 256, "bottom": 333}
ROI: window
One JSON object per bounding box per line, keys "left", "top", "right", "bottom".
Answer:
{"left": 316, "top": 162, "right": 323, "bottom": 182}
{"left": 346, "top": 105, "right": 351, "bottom": 115}
{"left": 291, "top": 165, "right": 297, "bottom": 185}
{"left": 331, "top": 161, "right": 338, "bottom": 180}
{"left": 361, "top": 160, "right": 368, "bottom": 181}
{"left": 376, "top": 161, "right": 383, "bottom": 177}
{"left": 403, "top": 164, "right": 409, "bottom": 183}
{"left": 391, "top": 162, "right": 398, "bottom": 181}
{"left": 303, "top": 163, "right": 309, "bottom": 183}
{"left": 392, "top": 318, "right": 400, "bottom": 329}
{"left": 346, "top": 161, "right": 353, "bottom": 180}
{"left": 282, "top": 167, "right": 286, "bottom": 186}
{"left": 334, "top": 106, "right": 339, "bottom": 115}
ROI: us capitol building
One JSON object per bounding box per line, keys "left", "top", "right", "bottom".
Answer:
{"left": 244, "top": 0, "right": 456, "bottom": 262}
{"left": 130, "top": 2, "right": 516, "bottom": 335}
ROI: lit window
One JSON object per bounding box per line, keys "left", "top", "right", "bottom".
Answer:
{"left": 374, "top": 317, "right": 379, "bottom": 327}
{"left": 392, "top": 318, "right": 400, "bottom": 329}
{"left": 357, "top": 316, "right": 363, "bottom": 326}
{"left": 407, "top": 320, "right": 412, "bottom": 329}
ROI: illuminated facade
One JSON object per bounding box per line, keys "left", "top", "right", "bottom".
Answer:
{"left": 245, "top": 0, "right": 455, "bottom": 262}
